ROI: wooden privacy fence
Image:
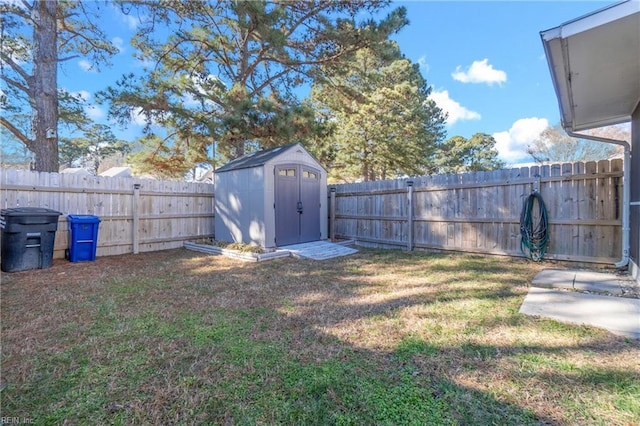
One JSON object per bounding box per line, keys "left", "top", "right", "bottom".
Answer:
{"left": 0, "top": 168, "right": 214, "bottom": 259}
{"left": 330, "top": 159, "right": 623, "bottom": 264}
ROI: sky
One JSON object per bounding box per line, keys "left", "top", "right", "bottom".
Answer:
{"left": 57, "top": 0, "right": 617, "bottom": 166}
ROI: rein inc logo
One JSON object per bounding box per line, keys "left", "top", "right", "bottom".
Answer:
{"left": 1, "top": 418, "right": 33, "bottom": 424}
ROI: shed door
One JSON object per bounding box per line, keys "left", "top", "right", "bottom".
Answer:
{"left": 275, "top": 165, "right": 321, "bottom": 246}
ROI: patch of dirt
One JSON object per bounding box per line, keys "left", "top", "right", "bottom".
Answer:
{"left": 1, "top": 248, "right": 192, "bottom": 289}
{"left": 620, "top": 278, "right": 640, "bottom": 298}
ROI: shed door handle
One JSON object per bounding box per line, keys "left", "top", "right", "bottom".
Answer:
{"left": 297, "top": 201, "right": 303, "bottom": 213}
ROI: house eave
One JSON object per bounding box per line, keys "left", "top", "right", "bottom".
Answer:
{"left": 540, "top": 0, "right": 640, "bottom": 133}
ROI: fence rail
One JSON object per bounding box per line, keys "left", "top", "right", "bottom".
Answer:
{"left": 330, "top": 159, "right": 623, "bottom": 264}
{"left": 1, "top": 160, "right": 623, "bottom": 265}
{"left": 0, "top": 169, "right": 215, "bottom": 259}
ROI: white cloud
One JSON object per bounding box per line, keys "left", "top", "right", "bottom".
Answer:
{"left": 67, "top": 90, "right": 107, "bottom": 121}
{"left": 134, "top": 57, "right": 155, "bottom": 70}
{"left": 182, "top": 92, "right": 200, "bottom": 108}
{"left": 417, "top": 55, "right": 429, "bottom": 73}
{"left": 85, "top": 105, "right": 105, "bottom": 120}
{"left": 112, "top": 37, "right": 125, "bottom": 53}
{"left": 122, "top": 14, "right": 139, "bottom": 30}
{"left": 428, "top": 89, "right": 481, "bottom": 126}
{"left": 452, "top": 59, "right": 507, "bottom": 86}
{"left": 111, "top": 4, "right": 139, "bottom": 30}
{"left": 492, "top": 117, "right": 549, "bottom": 163}
{"left": 71, "top": 90, "right": 91, "bottom": 102}
{"left": 129, "top": 107, "right": 166, "bottom": 127}
{"left": 130, "top": 107, "right": 148, "bottom": 126}
{"left": 78, "top": 59, "right": 96, "bottom": 73}
{"left": 67, "top": 90, "right": 106, "bottom": 121}
{"left": 177, "top": 74, "right": 225, "bottom": 109}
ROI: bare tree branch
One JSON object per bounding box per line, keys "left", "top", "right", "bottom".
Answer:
{"left": 58, "top": 54, "right": 80, "bottom": 63}
{"left": 0, "top": 116, "right": 33, "bottom": 148}
{"left": 0, "top": 74, "right": 32, "bottom": 97}
{"left": 0, "top": 50, "right": 32, "bottom": 86}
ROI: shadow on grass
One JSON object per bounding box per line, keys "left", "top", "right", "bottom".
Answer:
{"left": 1, "top": 247, "right": 638, "bottom": 424}
{"left": 1, "top": 307, "right": 550, "bottom": 425}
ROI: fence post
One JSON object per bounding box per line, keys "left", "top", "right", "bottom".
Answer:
{"left": 407, "top": 180, "right": 414, "bottom": 251}
{"left": 330, "top": 187, "right": 336, "bottom": 241}
{"left": 132, "top": 183, "right": 141, "bottom": 254}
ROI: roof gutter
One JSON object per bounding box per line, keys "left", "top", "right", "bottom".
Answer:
{"left": 564, "top": 127, "right": 631, "bottom": 268}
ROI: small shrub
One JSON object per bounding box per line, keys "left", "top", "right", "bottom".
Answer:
{"left": 215, "top": 240, "right": 264, "bottom": 254}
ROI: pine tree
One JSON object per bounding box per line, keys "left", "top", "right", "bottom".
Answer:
{"left": 433, "top": 133, "right": 505, "bottom": 174}
{"left": 97, "top": 0, "right": 408, "bottom": 177}
{"left": 309, "top": 42, "right": 446, "bottom": 182}
{"left": 1, "top": 0, "right": 118, "bottom": 171}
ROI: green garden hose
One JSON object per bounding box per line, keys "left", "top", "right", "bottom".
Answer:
{"left": 520, "top": 191, "right": 549, "bottom": 261}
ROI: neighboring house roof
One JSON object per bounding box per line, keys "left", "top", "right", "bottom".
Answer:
{"left": 540, "top": 0, "right": 640, "bottom": 132}
{"left": 216, "top": 143, "right": 300, "bottom": 173}
{"left": 197, "top": 168, "right": 214, "bottom": 183}
{"left": 60, "top": 167, "right": 92, "bottom": 176}
{"left": 99, "top": 166, "right": 132, "bottom": 178}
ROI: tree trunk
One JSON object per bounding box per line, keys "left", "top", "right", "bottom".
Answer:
{"left": 32, "top": 0, "right": 59, "bottom": 172}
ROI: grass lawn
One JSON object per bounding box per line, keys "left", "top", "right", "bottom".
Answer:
{"left": 1, "top": 248, "right": 639, "bottom": 425}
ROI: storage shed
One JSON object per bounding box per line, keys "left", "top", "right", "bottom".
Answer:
{"left": 214, "top": 143, "right": 327, "bottom": 248}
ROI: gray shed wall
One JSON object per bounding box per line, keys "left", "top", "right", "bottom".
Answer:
{"left": 214, "top": 166, "right": 266, "bottom": 247}
{"left": 214, "top": 143, "right": 327, "bottom": 249}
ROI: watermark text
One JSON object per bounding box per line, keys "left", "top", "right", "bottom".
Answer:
{"left": 1, "top": 417, "right": 34, "bottom": 424}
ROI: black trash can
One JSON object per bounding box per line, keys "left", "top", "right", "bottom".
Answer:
{"left": 1, "top": 207, "right": 62, "bottom": 272}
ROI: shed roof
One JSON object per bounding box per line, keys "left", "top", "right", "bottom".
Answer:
{"left": 216, "top": 143, "right": 301, "bottom": 173}
{"left": 540, "top": 0, "right": 640, "bottom": 132}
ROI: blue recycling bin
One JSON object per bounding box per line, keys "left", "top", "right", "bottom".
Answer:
{"left": 67, "top": 215, "right": 101, "bottom": 262}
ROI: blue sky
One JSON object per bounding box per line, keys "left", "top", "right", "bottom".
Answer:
{"left": 59, "top": 0, "right": 616, "bottom": 166}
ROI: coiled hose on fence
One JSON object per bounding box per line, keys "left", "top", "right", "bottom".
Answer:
{"left": 520, "top": 191, "right": 549, "bottom": 261}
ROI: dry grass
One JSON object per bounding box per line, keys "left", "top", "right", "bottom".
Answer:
{"left": 1, "top": 248, "right": 639, "bottom": 425}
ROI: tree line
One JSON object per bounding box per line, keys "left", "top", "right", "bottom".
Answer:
{"left": 1, "top": 0, "right": 617, "bottom": 182}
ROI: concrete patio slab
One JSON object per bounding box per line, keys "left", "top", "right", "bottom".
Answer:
{"left": 520, "top": 287, "right": 640, "bottom": 339}
{"left": 531, "top": 268, "right": 632, "bottom": 296}
{"left": 282, "top": 240, "right": 358, "bottom": 260}
{"left": 184, "top": 240, "right": 358, "bottom": 262}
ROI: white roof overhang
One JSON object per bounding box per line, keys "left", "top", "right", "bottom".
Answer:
{"left": 541, "top": 0, "right": 640, "bottom": 132}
